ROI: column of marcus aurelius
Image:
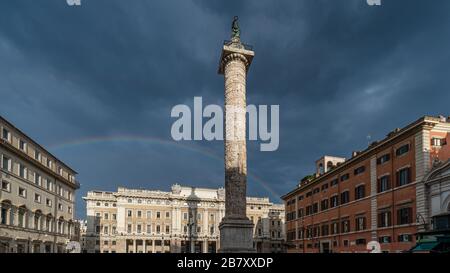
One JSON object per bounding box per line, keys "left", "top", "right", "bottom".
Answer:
{"left": 218, "top": 16, "right": 255, "bottom": 253}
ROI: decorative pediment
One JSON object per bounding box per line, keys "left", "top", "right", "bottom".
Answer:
{"left": 424, "top": 160, "right": 450, "bottom": 182}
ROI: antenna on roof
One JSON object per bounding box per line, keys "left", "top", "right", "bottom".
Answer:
{"left": 367, "top": 134, "right": 372, "bottom": 146}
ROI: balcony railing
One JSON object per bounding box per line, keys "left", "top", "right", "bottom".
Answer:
{"left": 223, "top": 40, "right": 253, "bottom": 51}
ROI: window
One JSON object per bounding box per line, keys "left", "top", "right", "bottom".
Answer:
{"left": 58, "top": 203, "right": 63, "bottom": 211}
{"left": 330, "top": 195, "right": 339, "bottom": 208}
{"left": 379, "top": 236, "right": 391, "bottom": 244}
{"left": 2, "top": 156, "right": 11, "bottom": 171}
{"left": 127, "top": 210, "right": 132, "bottom": 217}
{"left": 127, "top": 224, "right": 132, "bottom": 233}
{"left": 355, "top": 238, "right": 367, "bottom": 245}
{"left": 19, "top": 164, "right": 27, "bottom": 179}
{"left": 2, "top": 128, "right": 10, "bottom": 141}
{"left": 377, "top": 154, "right": 390, "bottom": 165}
{"left": 378, "top": 211, "right": 391, "bottom": 228}
{"left": 321, "top": 199, "right": 329, "bottom": 211}
{"left": 34, "top": 193, "right": 41, "bottom": 203}
{"left": 398, "top": 234, "right": 412, "bottom": 242}
{"left": 46, "top": 158, "right": 52, "bottom": 169}
{"left": 47, "top": 180, "right": 53, "bottom": 191}
{"left": 354, "top": 166, "right": 365, "bottom": 175}
{"left": 46, "top": 198, "right": 52, "bottom": 207}
{"left": 294, "top": 208, "right": 302, "bottom": 218}
{"left": 18, "top": 187, "right": 26, "bottom": 198}
{"left": 397, "top": 168, "right": 411, "bottom": 186}
{"left": 306, "top": 191, "right": 312, "bottom": 197}
{"left": 396, "top": 144, "right": 410, "bottom": 156}
{"left": 156, "top": 225, "right": 161, "bottom": 234}
{"left": 19, "top": 140, "right": 27, "bottom": 151}
{"left": 137, "top": 211, "right": 142, "bottom": 218}
{"left": 165, "top": 225, "right": 170, "bottom": 233}
{"left": 330, "top": 179, "right": 339, "bottom": 187}
{"left": 104, "top": 213, "right": 109, "bottom": 220}
{"left": 355, "top": 185, "right": 365, "bottom": 200}
{"left": 146, "top": 225, "right": 151, "bottom": 233}
{"left": 210, "top": 226, "right": 215, "bottom": 235}
{"left": 340, "top": 191, "right": 350, "bottom": 204}
{"left": 341, "top": 219, "right": 350, "bottom": 233}
{"left": 306, "top": 206, "right": 312, "bottom": 216}
{"left": 166, "top": 211, "right": 170, "bottom": 218}
{"left": 312, "top": 188, "right": 320, "bottom": 194}
{"left": 112, "top": 214, "right": 117, "bottom": 220}
{"left": 378, "top": 175, "right": 390, "bottom": 193}
{"left": 432, "top": 137, "right": 447, "bottom": 147}
{"left": 1, "top": 180, "right": 11, "bottom": 192}
{"left": 314, "top": 225, "right": 321, "bottom": 237}
{"left": 34, "top": 150, "right": 41, "bottom": 161}
{"left": 321, "top": 224, "right": 329, "bottom": 236}
{"left": 355, "top": 216, "right": 366, "bottom": 231}
{"left": 183, "top": 212, "right": 188, "bottom": 220}
{"left": 397, "top": 207, "right": 413, "bottom": 225}
{"left": 331, "top": 222, "right": 339, "bottom": 235}
{"left": 35, "top": 173, "right": 41, "bottom": 186}
{"left": 156, "top": 212, "right": 161, "bottom": 219}
{"left": 58, "top": 166, "right": 63, "bottom": 176}
{"left": 146, "top": 211, "right": 152, "bottom": 219}
{"left": 298, "top": 195, "right": 304, "bottom": 201}
{"left": 312, "top": 203, "right": 319, "bottom": 214}
{"left": 321, "top": 183, "right": 329, "bottom": 191}
{"left": 340, "top": 173, "right": 350, "bottom": 182}
{"left": 137, "top": 224, "right": 142, "bottom": 233}
{"left": 104, "top": 226, "right": 109, "bottom": 234}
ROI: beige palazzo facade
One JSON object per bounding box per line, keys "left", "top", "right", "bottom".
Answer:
{"left": 0, "top": 116, "right": 80, "bottom": 253}
{"left": 83, "top": 185, "right": 285, "bottom": 253}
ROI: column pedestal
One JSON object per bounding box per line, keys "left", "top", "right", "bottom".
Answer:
{"left": 218, "top": 218, "right": 255, "bottom": 253}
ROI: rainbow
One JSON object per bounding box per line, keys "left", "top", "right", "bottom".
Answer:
{"left": 49, "top": 135, "right": 281, "bottom": 200}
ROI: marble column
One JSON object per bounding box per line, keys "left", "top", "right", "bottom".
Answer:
{"left": 218, "top": 17, "right": 255, "bottom": 253}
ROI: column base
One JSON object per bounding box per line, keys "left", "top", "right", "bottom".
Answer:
{"left": 218, "top": 218, "right": 255, "bottom": 253}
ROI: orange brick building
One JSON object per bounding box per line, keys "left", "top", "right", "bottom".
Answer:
{"left": 282, "top": 116, "right": 450, "bottom": 253}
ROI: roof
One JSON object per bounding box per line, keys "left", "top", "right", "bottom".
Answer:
{"left": 281, "top": 116, "right": 447, "bottom": 200}
{"left": 0, "top": 115, "right": 77, "bottom": 174}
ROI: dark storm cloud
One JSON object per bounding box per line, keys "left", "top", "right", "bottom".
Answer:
{"left": 1, "top": 0, "right": 449, "bottom": 218}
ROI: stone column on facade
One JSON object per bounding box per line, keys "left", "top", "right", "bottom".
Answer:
{"left": 132, "top": 239, "right": 136, "bottom": 253}
{"left": 152, "top": 239, "right": 155, "bottom": 253}
{"left": 143, "top": 239, "right": 146, "bottom": 253}
{"left": 415, "top": 128, "right": 432, "bottom": 232}
{"left": 218, "top": 18, "right": 255, "bottom": 253}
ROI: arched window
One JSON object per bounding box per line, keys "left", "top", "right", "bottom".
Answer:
{"left": 46, "top": 215, "right": 53, "bottom": 232}
{"left": 318, "top": 163, "right": 324, "bottom": 175}
{"left": 0, "top": 200, "right": 12, "bottom": 225}
{"left": 18, "top": 206, "right": 27, "bottom": 228}
{"left": 327, "top": 161, "right": 334, "bottom": 171}
{"left": 34, "top": 210, "right": 42, "bottom": 231}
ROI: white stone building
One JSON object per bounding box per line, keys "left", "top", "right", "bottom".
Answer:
{"left": 83, "top": 185, "right": 285, "bottom": 253}
{"left": 0, "top": 116, "right": 80, "bottom": 253}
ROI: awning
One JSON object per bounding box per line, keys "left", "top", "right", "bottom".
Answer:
{"left": 410, "top": 242, "right": 440, "bottom": 252}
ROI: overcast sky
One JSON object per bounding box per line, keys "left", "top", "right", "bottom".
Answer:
{"left": 1, "top": 0, "right": 449, "bottom": 219}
